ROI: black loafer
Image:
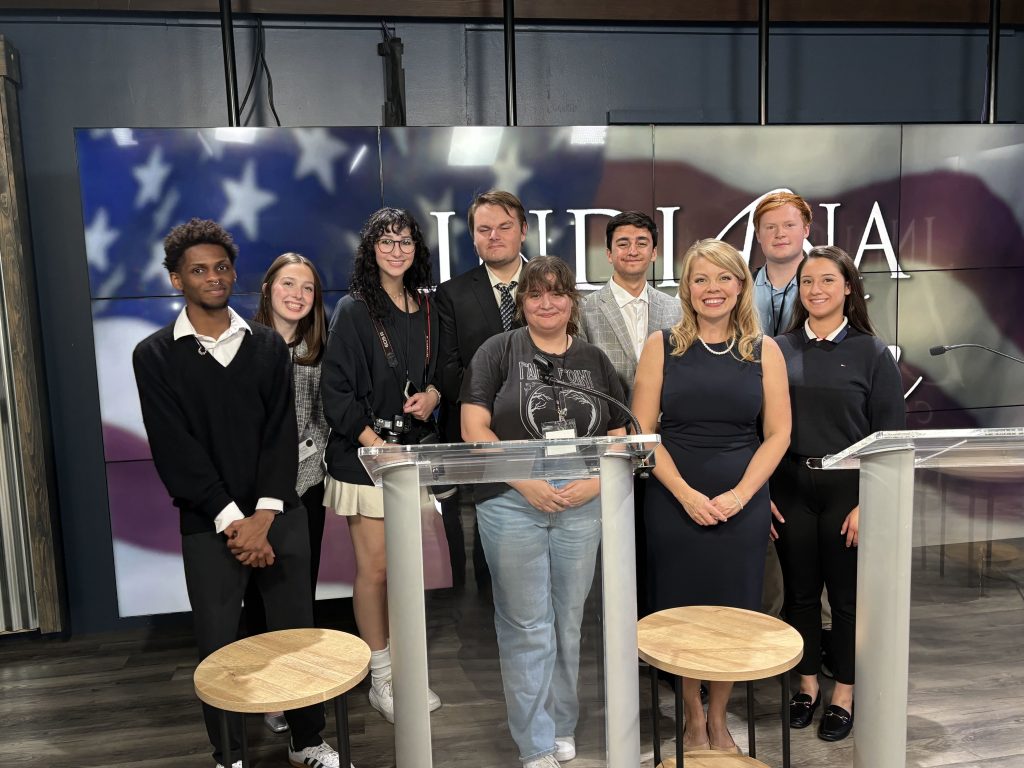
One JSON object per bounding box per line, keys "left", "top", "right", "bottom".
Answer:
{"left": 789, "top": 692, "right": 820, "bottom": 729}
{"left": 818, "top": 704, "right": 854, "bottom": 741}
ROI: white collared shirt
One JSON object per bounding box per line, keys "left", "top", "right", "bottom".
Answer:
{"left": 804, "top": 316, "right": 849, "bottom": 342}
{"left": 608, "top": 277, "right": 649, "bottom": 360}
{"left": 484, "top": 258, "right": 525, "bottom": 309}
{"left": 172, "top": 306, "right": 283, "bottom": 531}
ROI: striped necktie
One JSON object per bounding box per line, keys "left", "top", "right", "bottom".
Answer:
{"left": 497, "top": 281, "right": 517, "bottom": 331}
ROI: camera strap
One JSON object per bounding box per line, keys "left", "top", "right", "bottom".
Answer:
{"left": 357, "top": 292, "right": 432, "bottom": 390}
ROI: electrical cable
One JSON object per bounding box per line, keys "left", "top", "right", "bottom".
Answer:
{"left": 259, "top": 17, "right": 281, "bottom": 126}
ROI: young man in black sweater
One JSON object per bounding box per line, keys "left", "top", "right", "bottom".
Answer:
{"left": 133, "top": 219, "right": 343, "bottom": 768}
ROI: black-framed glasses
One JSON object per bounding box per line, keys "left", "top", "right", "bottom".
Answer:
{"left": 377, "top": 237, "right": 416, "bottom": 254}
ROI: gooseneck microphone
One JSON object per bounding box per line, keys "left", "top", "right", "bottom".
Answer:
{"left": 929, "top": 343, "right": 1024, "bottom": 366}
{"left": 532, "top": 353, "right": 653, "bottom": 476}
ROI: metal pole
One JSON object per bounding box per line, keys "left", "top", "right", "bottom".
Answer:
{"left": 986, "top": 0, "right": 1001, "bottom": 124}
{"left": 503, "top": 0, "right": 518, "bottom": 126}
{"left": 758, "top": 0, "right": 769, "bottom": 125}
{"left": 853, "top": 448, "right": 916, "bottom": 768}
{"left": 599, "top": 454, "right": 640, "bottom": 767}
{"left": 382, "top": 463, "right": 434, "bottom": 767}
{"left": 219, "top": 0, "right": 241, "bottom": 126}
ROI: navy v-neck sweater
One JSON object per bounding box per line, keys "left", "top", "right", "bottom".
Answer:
{"left": 133, "top": 322, "right": 299, "bottom": 535}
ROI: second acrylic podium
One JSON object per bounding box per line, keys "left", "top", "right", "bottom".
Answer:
{"left": 359, "top": 434, "right": 659, "bottom": 768}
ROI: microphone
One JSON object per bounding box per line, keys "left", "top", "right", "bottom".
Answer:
{"left": 929, "top": 343, "right": 1024, "bottom": 365}
{"left": 532, "top": 353, "right": 652, "bottom": 476}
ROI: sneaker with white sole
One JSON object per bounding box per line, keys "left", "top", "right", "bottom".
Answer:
{"left": 215, "top": 762, "right": 241, "bottom": 768}
{"left": 523, "top": 755, "right": 560, "bottom": 768}
{"left": 554, "top": 736, "right": 576, "bottom": 761}
{"left": 369, "top": 678, "right": 442, "bottom": 723}
{"left": 288, "top": 740, "right": 344, "bottom": 768}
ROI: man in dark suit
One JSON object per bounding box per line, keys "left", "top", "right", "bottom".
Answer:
{"left": 435, "top": 190, "right": 527, "bottom": 589}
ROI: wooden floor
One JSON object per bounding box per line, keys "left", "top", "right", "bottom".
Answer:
{"left": 3, "top": 540, "right": 1024, "bottom": 768}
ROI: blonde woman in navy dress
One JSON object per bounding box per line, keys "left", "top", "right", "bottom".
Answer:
{"left": 632, "top": 238, "right": 791, "bottom": 753}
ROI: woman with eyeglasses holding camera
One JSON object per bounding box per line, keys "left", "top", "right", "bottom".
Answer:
{"left": 321, "top": 207, "right": 443, "bottom": 723}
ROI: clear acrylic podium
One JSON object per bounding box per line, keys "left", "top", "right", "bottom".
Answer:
{"left": 818, "top": 427, "right": 1024, "bottom": 768}
{"left": 359, "top": 435, "right": 660, "bottom": 768}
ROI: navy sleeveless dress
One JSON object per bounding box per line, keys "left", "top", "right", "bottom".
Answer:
{"left": 645, "top": 330, "right": 770, "bottom": 612}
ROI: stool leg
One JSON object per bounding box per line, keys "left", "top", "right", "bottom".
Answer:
{"left": 781, "top": 673, "right": 792, "bottom": 768}
{"left": 334, "top": 694, "right": 351, "bottom": 768}
{"left": 219, "top": 710, "right": 232, "bottom": 768}
{"left": 746, "top": 681, "right": 755, "bottom": 759}
{"left": 240, "top": 714, "right": 249, "bottom": 768}
{"left": 675, "top": 676, "right": 684, "bottom": 768}
{"left": 649, "top": 665, "right": 662, "bottom": 767}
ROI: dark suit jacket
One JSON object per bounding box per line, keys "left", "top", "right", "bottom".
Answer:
{"left": 435, "top": 263, "right": 519, "bottom": 443}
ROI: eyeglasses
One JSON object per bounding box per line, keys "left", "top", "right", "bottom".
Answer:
{"left": 377, "top": 237, "right": 416, "bottom": 254}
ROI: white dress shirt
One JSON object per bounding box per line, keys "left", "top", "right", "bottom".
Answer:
{"left": 485, "top": 258, "right": 525, "bottom": 309}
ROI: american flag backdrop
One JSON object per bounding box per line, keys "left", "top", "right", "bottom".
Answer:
{"left": 76, "top": 124, "right": 1024, "bottom": 617}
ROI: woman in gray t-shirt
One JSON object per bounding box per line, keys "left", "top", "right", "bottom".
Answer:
{"left": 461, "top": 256, "right": 628, "bottom": 768}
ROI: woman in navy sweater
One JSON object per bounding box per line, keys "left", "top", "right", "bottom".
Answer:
{"left": 772, "top": 246, "right": 905, "bottom": 742}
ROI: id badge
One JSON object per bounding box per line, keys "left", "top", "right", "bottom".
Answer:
{"left": 298, "top": 437, "right": 319, "bottom": 462}
{"left": 543, "top": 418, "right": 577, "bottom": 456}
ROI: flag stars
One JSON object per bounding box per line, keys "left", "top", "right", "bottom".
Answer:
{"left": 132, "top": 147, "right": 172, "bottom": 208}
{"left": 220, "top": 160, "right": 277, "bottom": 241}
{"left": 85, "top": 208, "right": 119, "bottom": 272}
{"left": 293, "top": 128, "right": 347, "bottom": 193}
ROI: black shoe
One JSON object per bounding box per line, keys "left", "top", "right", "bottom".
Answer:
{"left": 818, "top": 703, "right": 854, "bottom": 741}
{"left": 789, "top": 692, "right": 820, "bottom": 729}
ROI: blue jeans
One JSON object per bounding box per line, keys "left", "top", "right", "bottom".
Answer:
{"left": 476, "top": 483, "right": 602, "bottom": 761}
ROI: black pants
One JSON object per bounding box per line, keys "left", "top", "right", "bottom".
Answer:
{"left": 441, "top": 489, "right": 490, "bottom": 589}
{"left": 772, "top": 454, "right": 859, "bottom": 684}
{"left": 244, "top": 483, "right": 326, "bottom": 633}
{"left": 182, "top": 507, "right": 324, "bottom": 764}
{"left": 634, "top": 477, "right": 651, "bottom": 618}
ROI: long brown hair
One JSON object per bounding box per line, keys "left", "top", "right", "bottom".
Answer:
{"left": 789, "top": 245, "right": 876, "bottom": 336}
{"left": 254, "top": 252, "right": 327, "bottom": 365}
{"left": 513, "top": 256, "right": 582, "bottom": 337}
{"left": 669, "top": 239, "right": 761, "bottom": 361}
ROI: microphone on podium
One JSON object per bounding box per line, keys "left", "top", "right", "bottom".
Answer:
{"left": 532, "top": 353, "right": 653, "bottom": 476}
{"left": 929, "top": 343, "right": 1024, "bottom": 365}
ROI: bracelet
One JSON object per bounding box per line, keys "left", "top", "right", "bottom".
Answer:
{"left": 729, "top": 488, "right": 745, "bottom": 510}
{"left": 425, "top": 384, "right": 441, "bottom": 402}
{"left": 373, "top": 437, "right": 385, "bottom": 447}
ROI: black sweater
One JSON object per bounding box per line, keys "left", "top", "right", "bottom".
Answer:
{"left": 133, "top": 323, "right": 300, "bottom": 535}
{"left": 775, "top": 326, "right": 906, "bottom": 458}
{"left": 321, "top": 294, "right": 439, "bottom": 484}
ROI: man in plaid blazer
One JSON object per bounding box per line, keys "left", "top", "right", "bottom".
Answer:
{"left": 578, "top": 211, "right": 680, "bottom": 400}
{"left": 578, "top": 210, "right": 680, "bottom": 618}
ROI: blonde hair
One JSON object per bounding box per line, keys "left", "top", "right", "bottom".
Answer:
{"left": 669, "top": 239, "right": 762, "bottom": 361}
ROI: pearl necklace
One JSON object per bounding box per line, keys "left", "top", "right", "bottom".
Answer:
{"left": 698, "top": 336, "right": 735, "bottom": 356}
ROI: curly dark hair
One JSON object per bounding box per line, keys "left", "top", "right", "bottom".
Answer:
{"left": 163, "top": 218, "right": 239, "bottom": 274}
{"left": 350, "top": 208, "right": 433, "bottom": 320}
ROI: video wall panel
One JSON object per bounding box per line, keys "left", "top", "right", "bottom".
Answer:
{"left": 75, "top": 124, "right": 1024, "bottom": 617}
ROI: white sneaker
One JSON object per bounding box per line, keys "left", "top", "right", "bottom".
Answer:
{"left": 369, "top": 678, "right": 395, "bottom": 723}
{"left": 428, "top": 686, "right": 442, "bottom": 712}
{"left": 554, "top": 736, "right": 576, "bottom": 761}
{"left": 215, "top": 762, "right": 241, "bottom": 768}
{"left": 288, "top": 740, "right": 344, "bottom": 768}
{"left": 369, "top": 678, "right": 442, "bottom": 722}
{"left": 523, "top": 755, "right": 560, "bottom": 768}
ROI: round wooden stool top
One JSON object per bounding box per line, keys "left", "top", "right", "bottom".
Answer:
{"left": 194, "top": 628, "right": 371, "bottom": 713}
{"left": 638, "top": 606, "right": 802, "bottom": 682}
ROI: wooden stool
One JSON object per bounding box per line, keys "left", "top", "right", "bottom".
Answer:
{"left": 638, "top": 606, "right": 803, "bottom": 768}
{"left": 194, "top": 628, "right": 371, "bottom": 768}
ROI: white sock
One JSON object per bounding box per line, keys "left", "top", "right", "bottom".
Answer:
{"left": 370, "top": 644, "right": 392, "bottom": 688}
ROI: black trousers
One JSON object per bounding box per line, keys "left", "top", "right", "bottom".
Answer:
{"left": 634, "top": 477, "right": 651, "bottom": 618}
{"left": 771, "top": 454, "right": 859, "bottom": 684}
{"left": 243, "top": 482, "right": 326, "bottom": 632}
{"left": 441, "top": 489, "right": 490, "bottom": 589}
{"left": 182, "top": 507, "right": 324, "bottom": 764}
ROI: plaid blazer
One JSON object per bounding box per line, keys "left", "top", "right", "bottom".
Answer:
{"left": 578, "top": 283, "right": 681, "bottom": 400}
